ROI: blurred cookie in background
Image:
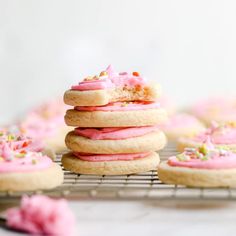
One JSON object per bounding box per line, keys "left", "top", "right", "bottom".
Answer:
{"left": 19, "top": 98, "right": 71, "bottom": 154}
{"left": 159, "top": 113, "right": 206, "bottom": 141}
{"left": 190, "top": 96, "right": 236, "bottom": 125}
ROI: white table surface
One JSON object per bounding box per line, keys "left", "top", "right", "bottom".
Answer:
{"left": 1, "top": 199, "right": 236, "bottom": 236}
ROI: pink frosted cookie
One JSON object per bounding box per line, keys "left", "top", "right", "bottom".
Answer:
{"left": 7, "top": 195, "right": 75, "bottom": 236}
{"left": 159, "top": 113, "right": 206, "bottom": 140}
{"left": 0, "top": 142, "right": 63, "bottom": 191}
{"left": 65, "top": 101, "right": 167, "bottom": 127}
{"left": 158, "top": 140, "right": 236, "bottom": 187}
{"left": 178, "top": 121, "right": 236, "bottom": 152}
{"left": 63, "top": 65, "right": 167, "bottom": 175}
{"left": 65, "top": 126, "right": 166, "bottom": 154}
{"left": 62, "top": 126, "right": 165, "bottom": 175}
{"left": 64, "top": 65, "right": 161, "bottom": 107}
{"left": 191, "top": 96, "right": 236, "bottom": 124}
{"left": 20, "top": 99, "right": 71, "bottom": 153}
{"left": 62, "top": 151, "right": 160, "bottom": 175}
{"left": 0, "top": 129, "right": 44, "bottom": 153}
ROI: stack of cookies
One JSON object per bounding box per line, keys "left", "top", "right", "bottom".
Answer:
{"left": 62, "top": 65, "right": 168, "bottom": 175}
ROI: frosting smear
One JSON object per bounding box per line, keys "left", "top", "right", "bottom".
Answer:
{"left": 75, "top": 101, "right": 160, "bottom": 112}
{"left": 74, "top": 126, "right": 158, "bottom": 140}
{"left": 74, "top": 152, "right": 150, "bottom": 161}
{"left": 168, "top": 137, "right": 236, "bottom": 169}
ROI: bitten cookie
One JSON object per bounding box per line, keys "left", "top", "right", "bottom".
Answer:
{"left": 158, "top": 141, "right": 236, "bottom": 187}
{"left": 64, "top": 65, "right": 161, "bottom": 107}
{"left": 62, "top": 151, "right": 160, "bottom": 175}
{"left": 0, "top": 144, "right": 63, "bottom": 191}
{"left": 177, "top": 122, "right": 236, "bottom": 152}
{"left": 65, "top": 101, "right": 167, "bottom": 127}
{"left": 65, "top": 127, "right": 166, "bottom": 154}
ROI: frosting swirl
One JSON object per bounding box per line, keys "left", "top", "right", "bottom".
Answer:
{"left": 71, "top": 65, "right": 147, "bottom": 91}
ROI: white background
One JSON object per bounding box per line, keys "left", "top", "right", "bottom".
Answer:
{"left": 1, "top": 0, "right": 236, "bottom": 124}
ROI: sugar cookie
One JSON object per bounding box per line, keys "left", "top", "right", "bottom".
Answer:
{"left": 62, "top": 151, "right": 160, "bottom": 175}
{"left": 158, "top": 141, "right": 236, "bottom": 187}
{"left": 64, "top": 65, "right": 161, "bottom": 107}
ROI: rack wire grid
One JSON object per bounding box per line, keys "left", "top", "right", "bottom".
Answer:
{"left": 1, "top": 144, "right": 236, "bottom": 202}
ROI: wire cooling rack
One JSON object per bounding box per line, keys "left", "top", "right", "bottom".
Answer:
{"left": 1, "top": 144, "right": 236, "bottom": 202}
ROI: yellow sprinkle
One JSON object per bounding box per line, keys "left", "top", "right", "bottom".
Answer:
{"left": 99, "top": 71, "right": 108, "bottom": 77}
{"left": 0, "top": 157, "right": 4, "bottom": 161}
{"left": 227, "top": 121, "right": 236, "bottom": 128}
{"left": 32, "top": 159, "right": 37, "bottom": 165}
{"left": 7, "top": 135, "right": 15, "bottom": 141}
{"left": 93, "top": 75, "right": 99, "bottom": 80}
{"left": 84, "top": 76, "right": 94, "bottom": 81}
{"left": 16, "top": 153, "right": 25, "bottom": 158}
{"left": 121, "top": 102, "right": 128, "bottom": 107}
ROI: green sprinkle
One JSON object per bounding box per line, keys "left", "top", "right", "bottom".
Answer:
{"left": 198, "top": 144, "right": 208, "bottom": 155}
{"left": 200, "top": 156, "right": 209, "bottom": 161}
{"left": 176, "top": 153, "right": 187, "bottom": 161}
{"left": 195, "top": 151, "right": 202, "bottom": 158}
{"left": 16, "top": 153, "right": 26, "bottom": 158}
{"left": 7, "top": 135, "right": 15, "bottom": 141}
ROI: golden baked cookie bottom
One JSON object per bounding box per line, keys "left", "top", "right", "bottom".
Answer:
{"left": 0, "top": 164, "right": 63, "bottom": 191}
{"left": 158, "top": 161, "right": 236, "bottom": 187}
{"left": 62, "top": 152, "right": 160, "bottom": 175}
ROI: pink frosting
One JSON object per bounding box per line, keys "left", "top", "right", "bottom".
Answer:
{"left": 20, "top": 98, "right": 67, "bottom": 139}
{"left": 75, "top": 101, "right": 160, "bottom": 112}
{"left": 0, "top": 129, "right": 44, "bottom": 152}
{"left": 168, "top": 139, "right": 236, "bottom": 169}
{"left": 74, "top": 152, "right": 150, "bottom": 161}
{"left": 71, "top": 65, "right": 147, "bottom": 91}
{"left": 192, "top": 122, "right": 236, "bottom": 144}
{"left": 159, "top": 113, "right": 204, "bottom": 131}
{"left": 74, "top": 126, "right": 158, "bottom": 140}
{"left": 7, "top": 195, "right": 75, "bottom": 236}
{"left": 168, "top": 154, "right": 236, "bottom": 169}
{"left": 0, "top": 143, "right": 52, "bottom": 173}
{"left": 72, "top": 78, "right": 115, "bottom": 90}
{"left": 191, "top": 97, "right": 236, "bottom": 121}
